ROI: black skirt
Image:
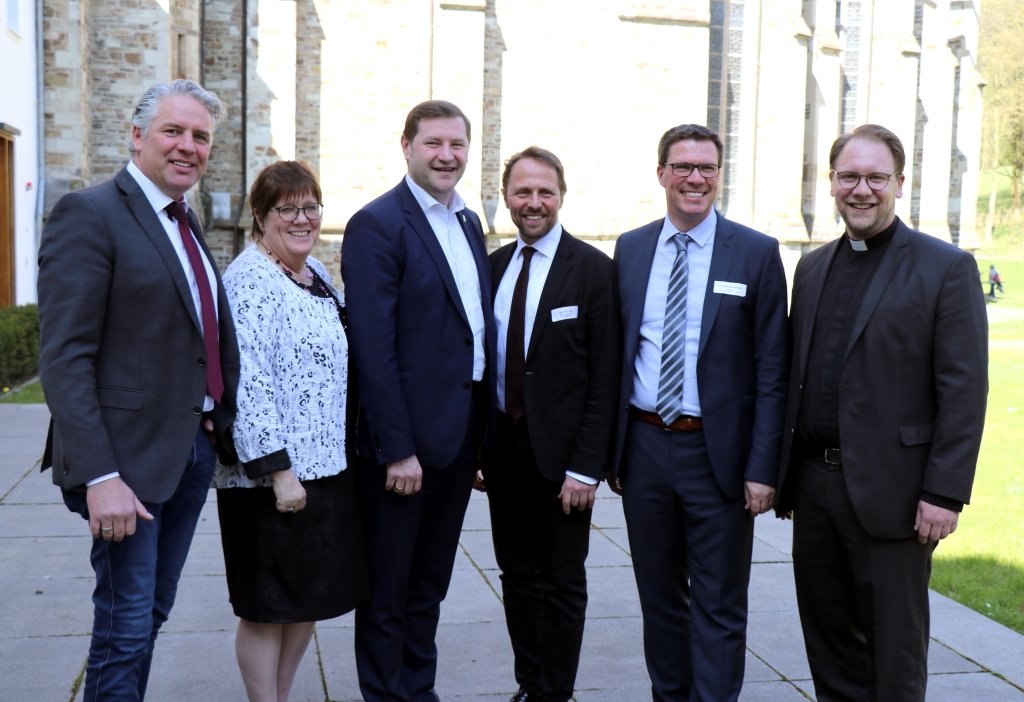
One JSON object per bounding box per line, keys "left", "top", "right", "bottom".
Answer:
{"left": 216, "top": 468, "right": 368, "bottom": 623}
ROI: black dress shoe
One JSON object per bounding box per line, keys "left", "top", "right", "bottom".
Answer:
{"left": 509, "top": 687, "right": 530, "bottom": 702}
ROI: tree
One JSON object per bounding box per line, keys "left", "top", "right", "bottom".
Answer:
{"left": 979, "top": 0, "right": 1024, "bottom": 214}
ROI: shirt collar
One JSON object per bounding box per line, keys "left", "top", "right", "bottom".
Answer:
{"left": 846, "top": 216, "right": 898, "bottom": 252}
{"left": 659, "top": 208, "right": 717, "bottom": 248}
{"left": 405, "top": 174, "right": 466, "bottom": 215}
{"left": 126, "top": 160, "right": 179, "bottom": 215}
{"left": 515, "top": 223, "right": 562, "bottom": 260}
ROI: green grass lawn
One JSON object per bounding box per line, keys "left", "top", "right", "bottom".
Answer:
{"left": 930, "top": 212, "right": 1024, "bottom": 634}
{"left": 0, "top": 378, "right": 44, "bottom": 404}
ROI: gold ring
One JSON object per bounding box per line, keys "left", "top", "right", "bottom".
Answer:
{"left": 287, "top": 506, "right": 294, "bottom": 512}
{"left": 394, "top": 486, "right": 404, "bottom": 494}
{"left": 101, "top": 526, "right": 114, "bottom": 533}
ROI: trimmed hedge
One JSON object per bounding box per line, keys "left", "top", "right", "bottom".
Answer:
{"left": 0, "top": 304, "right": 40, "bottom": 388}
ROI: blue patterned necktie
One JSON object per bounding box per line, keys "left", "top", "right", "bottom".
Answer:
{"left": 657, "top": 233, "right": 689, "bottom": 425}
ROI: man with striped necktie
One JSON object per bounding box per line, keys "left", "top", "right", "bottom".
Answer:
{"left": 610, "top": 124, "right": 789, "bottom": 702}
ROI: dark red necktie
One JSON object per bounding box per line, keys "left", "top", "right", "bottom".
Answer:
{"left": 166, "top": 199, "right": 224, "bottom": 403}
{"left": 504, "top": 246, "right": 535, "bottom": 420}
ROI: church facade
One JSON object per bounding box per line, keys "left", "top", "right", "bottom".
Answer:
{"left": 17, "top": 0, "right": 984, "bottom": 302}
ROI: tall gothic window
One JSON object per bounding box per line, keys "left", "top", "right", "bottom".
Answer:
{"left": 706, "top": 0, "right": 745, "bottom": 214}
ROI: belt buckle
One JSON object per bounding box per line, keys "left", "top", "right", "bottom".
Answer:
{"left": 824, "top": 448, "right": 841, "bottom": 466}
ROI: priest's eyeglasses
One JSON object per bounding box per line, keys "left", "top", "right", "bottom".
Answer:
{"left": 832, "top": 171, "right": 900, "bottom": 191}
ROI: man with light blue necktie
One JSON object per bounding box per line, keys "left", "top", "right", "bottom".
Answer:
{"left": 609, "top": 123, "right": 789, "bottom": 702}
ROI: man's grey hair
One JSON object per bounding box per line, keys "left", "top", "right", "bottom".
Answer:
{"left": 128, "top": 79, "right": 226, "bottom": 152}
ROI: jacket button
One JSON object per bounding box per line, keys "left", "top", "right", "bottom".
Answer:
{"left": 192, "top": 407, "right": 202, "bottom": 415}
{"left": 198, "top": 357, "right": 206, "bottom": 367}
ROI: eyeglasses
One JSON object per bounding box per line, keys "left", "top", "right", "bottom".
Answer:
{"left": 271, "top": 204, "right": 323, "bottom": 221}
{"left": 832, "top": 171, "right": 900, "bottom": 191}
{"left": 663, "top": 162, "right": 721, "bottom": 179}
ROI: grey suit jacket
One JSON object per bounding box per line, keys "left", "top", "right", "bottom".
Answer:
{"left": 775, "top": 218, "right": 988, "bottom": 537}
{"left": 38, "top": 166, "right": 239, "bottom": 503}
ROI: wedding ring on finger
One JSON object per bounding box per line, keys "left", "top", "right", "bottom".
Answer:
{"left": 101, "top": 526, "right": 114, "bottom": 533}
{"left": 394, "top": 486, "right": 405, "bottom": 495}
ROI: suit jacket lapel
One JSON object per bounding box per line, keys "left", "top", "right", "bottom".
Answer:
{"left": 397, "top": 181, "right": 471, "bottom": 326}
{"left": 459, "top": 209, "right": 489, "bottom": 279}
{"left": 528, "top": 232, "right": 575, "bottom": 360}
{"left": 698, "top": 211, "right": 734, "bottom": 359}
{"left": 457, "top": 208, "right": 492, "bottom": 316}
{"left": 490, "top": 243, "right": 515, "bottom": 303}
{"left": 116, "top": 169, "right": 203, "bottom": 334}
{"left": 794, "top": 239, "right": 838, "bottom": 376}
{"left": 844, "top": 223, "right": 910, "bottom": 362}
{"left": 623, "top": 221, "right": 662, "bottom": 359}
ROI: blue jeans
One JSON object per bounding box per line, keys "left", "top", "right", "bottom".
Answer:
{"left": 65, "top": 426, "right": 215, "bottom": 701}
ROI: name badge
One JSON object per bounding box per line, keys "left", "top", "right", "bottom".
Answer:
{"left": 713, "top": 281, "right": 747, "bottom": 297}
{"left": 551, "top": 305, "right": 579, "bottom": 322}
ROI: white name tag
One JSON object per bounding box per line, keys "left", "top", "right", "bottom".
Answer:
{"left": 713, "top": 281, "right": 747, "bottom": 297}
{"left": 551, "top": 305, "right": 579, "bottom": 322}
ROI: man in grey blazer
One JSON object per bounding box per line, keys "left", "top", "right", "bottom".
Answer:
{"left": 611, "top": 124, "right": 789, "bottom": 701}
{"left": 775, "top": 124, "right": 988, "bottom": 701}
{"left": 38, "top": 79, "right": 239, "bottom": 700}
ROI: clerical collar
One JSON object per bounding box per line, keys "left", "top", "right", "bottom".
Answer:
{"left": 846, "top": 217, "right": 898, "bottom": 252}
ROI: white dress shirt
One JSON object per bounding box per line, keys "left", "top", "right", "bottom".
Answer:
{"left": 127, "top": 161, "right": 220, "bottom": 333}
{"left": 405, "top": 175, "right": 486, "bottom": 381}
{"left": 494, "top": 224, "right": 562, "bottom": 411}
{"left": 630, "top": 209, "right": 717, "bottom": 417}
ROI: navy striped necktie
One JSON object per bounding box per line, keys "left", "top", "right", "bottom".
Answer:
{"left": 656, "top": 233, "right": 689, "bottom": 424}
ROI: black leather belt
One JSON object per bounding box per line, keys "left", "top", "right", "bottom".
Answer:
{"left": 804, "top": 447, "right": 842, "bottom": 472}
{"left": 630, "top": 407, "right": 703, "bottom": 432}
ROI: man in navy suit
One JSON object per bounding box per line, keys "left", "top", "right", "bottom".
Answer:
{"left": 775, "top": 124, "right": 988, "bottom": 701}
{"left": 610, "top": 124, "right": 789, "bottom": 701}
{"left": 342, "top": 100, "right": 497, "bottom": 702}
{"left": 484, "top": 147, "right": 619, "bottom": 702}
{"left": 38, "top": 79, "right": 239, "bottom": 700}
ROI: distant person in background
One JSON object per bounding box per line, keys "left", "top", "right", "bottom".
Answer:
{"left": 215, "top": 160, "right": 367, "bottom": 701}
{"left": 988, "top": 264, "right": 1003, "bottom": 299}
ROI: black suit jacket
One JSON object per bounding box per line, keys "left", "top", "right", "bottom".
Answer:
{"left": 488, "top": 231, "right": 620, "bottom": 482}
{"left": 775, "top": 219, "right": 988, "bottom": 537}
{"left": 38, "top": 166, "right": 240, "bottom": 503}
{"left": 342, "top": 179, "right": 497, "bottom": 469}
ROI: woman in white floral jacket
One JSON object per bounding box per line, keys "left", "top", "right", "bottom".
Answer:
{"left": 214, "top": 161, "right": 366, "bottom": 701}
